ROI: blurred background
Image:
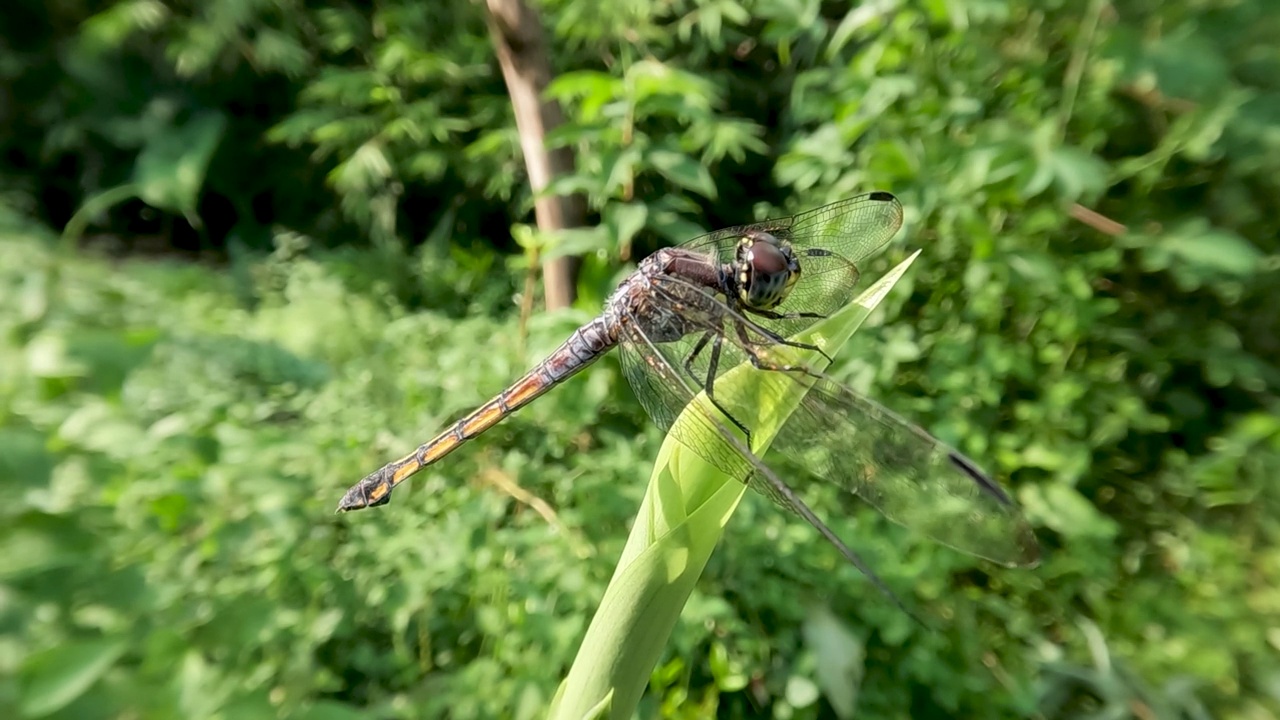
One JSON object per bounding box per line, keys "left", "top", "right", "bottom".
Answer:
{"left": 1, "top": 0, "right": 1277, "bottom": 718}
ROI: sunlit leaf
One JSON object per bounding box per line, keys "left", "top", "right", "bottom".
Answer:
{"left": 1162, "top": 224, "right": 1261, "bottom": 277}
{"left": 132, "top": 111, "right": 227, "bottom": 222}
{"left": 20, "top": 638, "right": 127, "bottom": 717}
{"left": 803, "top": 606, "right": 864, "bottom": 719}
{"left": 647, "top": 149, "right": 717, "bottom": 199}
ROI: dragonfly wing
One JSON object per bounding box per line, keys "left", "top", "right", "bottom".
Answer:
{"left": 676, "top": 192, "right": 904, "bottom": 340}
{"left": 634, "top": 273, "right": 1040, "bottom": 568}
{"left": 677, "top": 192, "right": 903, "bottom": 263}
{"left": 760, "top": 377, "right": 1040, "bottom": 567}
{"left": 783, "top": 192, "right": 904, "bottom": 263}
{"left": 615, "top": 319, "right": 920, "bottom": 618}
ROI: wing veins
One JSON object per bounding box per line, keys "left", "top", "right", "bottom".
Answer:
{"left": 620, "top": 283, "right": 922, "bottom": 621}
{"left": 641, "top": 273, "right": 1039, "bottom": 568}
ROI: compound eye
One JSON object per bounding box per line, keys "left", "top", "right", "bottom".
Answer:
{"left": 739, "top": 238, "right": 798, "bottom": 310}
{"left": 748, "top": 240, "right": 789, "bottom": 276}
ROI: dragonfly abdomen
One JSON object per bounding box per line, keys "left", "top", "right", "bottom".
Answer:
{"left": 336, "top": 318, "right": 617, "bottom": 512}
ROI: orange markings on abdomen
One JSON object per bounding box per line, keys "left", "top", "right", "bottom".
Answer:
{"left": 461, "top": 403, "right": 506, "bottom": 438}
{"left": 503, "top": 374, "right": 549, "bottom": 408}
{"left": 391, "top": 458, "right": 423, "bottom": 484}
{"left": 417, "top": 433, "right": 462, "bottom": 466}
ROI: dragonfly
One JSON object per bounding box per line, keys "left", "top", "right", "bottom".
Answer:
{"left": 337, "top": 191, "right": 1040, "bottom": 609}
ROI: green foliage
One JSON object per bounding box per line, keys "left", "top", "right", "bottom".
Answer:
{"left": 61, "top": 110, "right": 228, "bottom": 248}
{"left": 2, "top": 0, "right": 1279, "bottom": 718}
{"left": 0, "top": 231, "right": 634, "bottom": 719}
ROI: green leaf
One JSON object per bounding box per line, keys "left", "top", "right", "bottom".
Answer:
{"left": 803, "top": 606, "right": 864, "bottom": 719}
{"left": 0, "top": 514, "right": 95, "bottom": 580}
{"left": 0, "top": 429, "right": 54, "bottom": 507}
{"left": 603, "top": 146, "right": 643, "bottom": 198}
{"left": 550, "top": 252, "right": 920, "bottom": 719}
{"left": 604, "top": 202, "right": 648, "bottom": 251}
{"left": 646, "top": 149, "right": 718, "bottom": 199}
{"left": 1048, "top": 146, "right": 1109, "bottom": 201}
{"left": 79, "top": 0, "right": 169, "bottom": 50}
{"left": 785, "top": 675, "right": 821, "bottom": 708}
{"left": 1023, "top": 484, "right": 1118, "bottom": 541}
{"left": 132, "top": 111, "right": 227, "bottom": 222}
{"left": 1162, "top": 225, "right": 1261, "bottom": 277}
{"left": 545, "top": 70, "right": 618, "bottom": 105}
{"left": 542, "top": 226, "right": 613, "bottom": 261}
{"left": 708, "top": 642, "right": 749, "bottom": 692}
{"left": 20, "top": 638, "right": 128, "bottom": 717}
{"left": 1148, "top": 28, "right": 1232, "bottom": 104}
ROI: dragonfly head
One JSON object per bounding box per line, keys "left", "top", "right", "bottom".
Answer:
{"left": 733, "top": 230, "right": 801, "bottom": 310}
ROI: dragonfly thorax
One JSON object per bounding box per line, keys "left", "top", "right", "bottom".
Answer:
{"left": 733, "top": 230, "right": 801, "bottom": 310}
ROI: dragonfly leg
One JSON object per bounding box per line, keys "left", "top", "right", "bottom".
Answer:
{"left": 744, "top": 308, "right": 834, "bottom": 365}
{"left": 683, "top": 330, "right": 754, "bottom": 444}
{"left": 748, "top": 307, "right": 826, "bottom": 321}
{"left": 682, "top": 330, "right": 712, "bottom": 378}
{"left": 734, "top": 322, "right": 827, "bottom": 379}
{"left": 737, "top": 312, "right": 835, "bottom": 366}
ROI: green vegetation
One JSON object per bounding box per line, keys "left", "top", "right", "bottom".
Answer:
{"left": 2, "top": 0, "right": 1277, "bottom": 718}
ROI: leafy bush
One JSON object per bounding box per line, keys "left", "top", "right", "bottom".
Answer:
{"left": 1, "top": 0, "right": 1278, "bottom": 718}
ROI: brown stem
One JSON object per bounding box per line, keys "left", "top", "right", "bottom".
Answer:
{"left": 484, "top": 0, "right": 586, "bottom": 310}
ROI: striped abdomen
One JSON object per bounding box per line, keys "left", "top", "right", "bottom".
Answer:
{"left": 337, "top": 319, "right": 617, "bottom": 511}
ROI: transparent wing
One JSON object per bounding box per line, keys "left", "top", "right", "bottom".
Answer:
{"left": 616, "top": 318, "right": 919, "bottom": 619}
{"left": 678, "top": 192, "right": 904, "bottom": 264}
{"left": 762, "top": 379, "right": 1040, "bottom": 567}
{"left": 622, "top": 272, "right": 1040, "bottom": 569}
{"left": 678, "top": 192, "right": 905, "bottom": 339}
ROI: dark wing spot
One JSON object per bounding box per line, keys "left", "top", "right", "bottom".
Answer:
{"left": 869, "top": 190, "right": 896, "bottom": 203}
{"left": 948, "top": 451, "right": 1012, "bottom": 505}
